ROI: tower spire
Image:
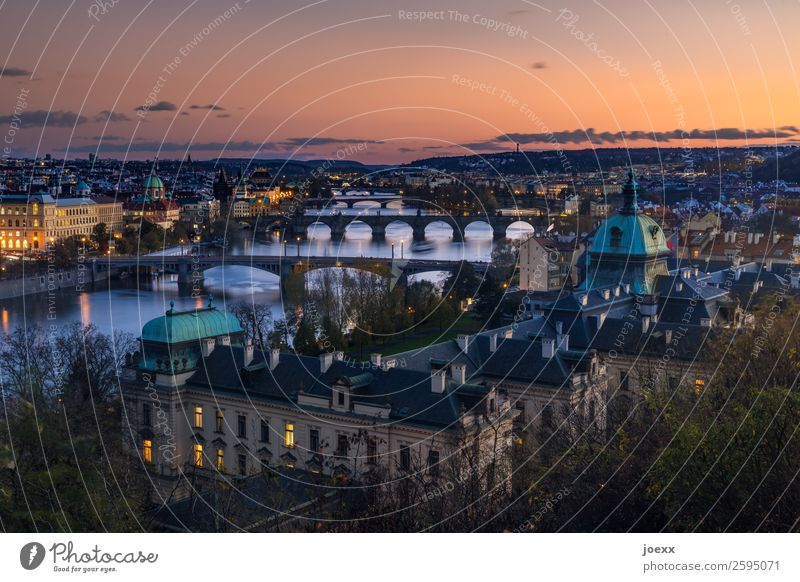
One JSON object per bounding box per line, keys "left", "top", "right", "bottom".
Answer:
{"left": 620, "top": 167, "right": 640, "bottom": 215}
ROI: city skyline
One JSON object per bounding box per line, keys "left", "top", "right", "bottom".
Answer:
{"left": 2, "top": 0, "right": 799, "bottom": 162}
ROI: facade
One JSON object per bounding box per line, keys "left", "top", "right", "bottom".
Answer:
{"left": 0, "top": 193, "right": 123, "bottom": 251}
{"left": 123, "top": 171, "right": 180, "bottom": 229}
{"left": 519, "top": 235, "right": 584, "bottom": 291}
{"left": 121, "top": 301, "right": 517, "bottom": 499}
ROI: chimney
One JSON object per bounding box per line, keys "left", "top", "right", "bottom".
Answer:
{"left": 747, "top": 232, "right": 754, "bottom": 244}
{"left": 456, "top": 334, "right": 470, "bottom": 353}
{"left": 244, "top": 340, "right": 254, "bottom": 366}
{"left": 542, "top": 337, "right": 555, "bottom": 358}
{"left": 665, "top": 329, "right": 672, "bottom": 345}
{"left": 602, "top": 288, "right": 611, "bottom": 300}
{"left": 642, "top": 315, "right": 651, "bottom": 333}
{"left": 755, "top": 233, "right": 763, "bottom": 244}
{"left": 735, "top": 268, "right": 741, "bottom": 281}
{"left": 624, "top": 283, "right": 631, "bottom": 293}
{"left": 450, "top": 362, "right": 466, "bottom": 385}
{"left": 489, "top": 333, "right": 498, "bottom": 352}
{"left": 675, "top": 281, "right": 683, "bottom": 292}
{"left": 320, "top": 352, "right": 333, "bottom": 373}
{"left": 766, "top": 259, "right": 773, "bottom": 272}
{"left": 370, "top": 353, "right": 382, "bottom": 367}
{"left": 503, "top": 328, "right": 513, "bottom": 339}
{"left": 773, "top": 232, "right": 780, "bottom": 244}
{"left": 220, "top": 335, "right": 231, "bottom": 346}
{"left": 269, "top": 348, "right": 280, "bottom": 371}
{"left": 556, "top": 321, "right": 563, "bottom": 334}
{"left": 579, "top": 294, "right": 588, "bottom": 306}
{"left": 614, "top": 285, "right": 621, "bottom": 297}
{"left": 431, "top": 369, "right": 447, "bottom": 394}
{"left": 202, "top": 337, "right": 216, "bottom": 357}
{"left": 557, "top": 331, "right": 569, "bottom": 352}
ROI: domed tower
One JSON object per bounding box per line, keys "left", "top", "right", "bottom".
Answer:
{"left": 74, "top": 180, "right": 91, "bottom": 197}
{"left": 580, "top": 170, "right": 670, "bottom": 295}
{"left": 142, "top": 171, "right": 166, "bottom": 200}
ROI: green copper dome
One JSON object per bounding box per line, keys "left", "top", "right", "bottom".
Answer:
{"left": 141, "top": 303, "right": 243, "bottom": 344}
{"left": 142, "top": 175, "right": 165, "bottom": 189}
{"left": 590, "top": 213, "right": 670, "bottom": 256}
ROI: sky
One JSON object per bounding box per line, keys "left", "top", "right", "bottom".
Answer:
{"left": 1, "top": 0, "right": 799, "bottom": 163}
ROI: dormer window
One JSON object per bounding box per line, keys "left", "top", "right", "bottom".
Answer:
{"left": 610, "top": 226, "right": 623, "bottom": 247}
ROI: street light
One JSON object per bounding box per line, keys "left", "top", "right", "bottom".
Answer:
{"left": 296, "top": 235, "right": 301, "bottom": 257}
{"left": 400, "top": 239, "right": 404, "bottom": 260}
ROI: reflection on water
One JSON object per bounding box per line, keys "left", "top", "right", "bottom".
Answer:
{"left": 0, "top": 220, "right": 534, "bottom": 337}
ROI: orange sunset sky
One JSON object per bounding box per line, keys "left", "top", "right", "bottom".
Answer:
{"left": 1, "top": 0, "right": 799, "bottom": 162}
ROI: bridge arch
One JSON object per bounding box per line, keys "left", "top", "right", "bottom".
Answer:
{"left": 385, "top": 220, "right": 413, "bottom": 239}
{"left": 464, "top": 220, "right": 494, "bottom": 239}
{"left": 425, "top": 220, "right": 454, "bottom": 239}
{"left": 344, "top": 219, "right": 372, "bottom": 239}
{"left": 307, "top": 221, "right": 332, "bottom": 239}
{"left": 506, "top": 220, "right": 535, "bottom": 239}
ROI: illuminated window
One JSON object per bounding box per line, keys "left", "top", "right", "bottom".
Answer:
{"left": 215, "top": 409, "right": 224, "bottom": 432}
{"left": 194, "top": 405, "right": 203, "bottom": 429}
{"left": 694, "top": 378, "right": 705, "bottom": 395}
{"left": 142, "top": 439, "right": 153, "bottom": 464}
{"left": 216, "top": 448, "right": 224, "bottom": 471}
{"left": 193, "top": 443, "right": 204, "bottom": 467}
{"left": 284, "top": 422, "right": 294, "bottom": 448}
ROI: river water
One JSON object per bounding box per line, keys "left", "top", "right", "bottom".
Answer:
{"left": 0, "top": 204, "right": 534, "bottom": 337}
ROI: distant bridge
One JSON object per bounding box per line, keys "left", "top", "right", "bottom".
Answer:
{"left": 304, "top": 194, "right": 404, "bottom": 209}
{"left": 283, "top": 213, "right": 541, "bottom": 242}
{"left": 91, "top": 254, "right": 490, "bottom": 285}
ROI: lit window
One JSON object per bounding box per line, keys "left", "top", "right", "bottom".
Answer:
{"left": 194, "top": 405, "right": 203, "bottom": 429}
{"left": 284, "top": 422, "right": 294, "bottom": 448}
{"left": 694, "top": 378, "right": 705, "bottom": 395}
{"left": 193, "top": 443, "right": 204, "bottom": 467}
{"left": 216, "top": 448, "right": 224, "bottom": 471}
{"left": 142, "top": 439, "right": 152, "bottom": 464}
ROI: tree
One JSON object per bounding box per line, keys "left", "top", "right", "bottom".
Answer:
{"left": 231, "top": 301, "right": 274, "bottom": 347}
{"left": 443, "top": 261, "right": 481, "bottom": 304}
{"left": 292, "top": 312, "right": 320, "bottom": 355}
{"left": 91, "top": 222, "right": 109, "bottom": 253}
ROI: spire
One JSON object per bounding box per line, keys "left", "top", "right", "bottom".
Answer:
{"left": 620, "top": 167, "right": 640, "bottom": 215}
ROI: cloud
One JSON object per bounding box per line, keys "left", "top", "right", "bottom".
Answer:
{"left": 531, "top": 61, "right": 547, "bottom": 69}
{"left": 496, "top": 127, "right": 800, "bottom": 145}
{"left": 66, "top": 139, "right": 274, "bottom": 153}
{"left": 216, "top": 113, "right": 231, "bottom": 118}
{"left": 134, "top": 101, "right": 176, "bottom": 112}
{"left": 189, "top": 104, "right": 225, "bottom": 110}
{"left": 1, "top": 67, "right": 32, "bottom": 78}
{"left": 397, "top": 147, "right": 415, "bottom": 153}
{"left": 0, "top": 109, "right": 87, "bottom": 127}
{"left": 180, "top": 111, "right": 190, "bottom": 116}
{"left": 280, "top": 137, "right": 384, "bottom": 147}
{"left": 94, "top": 110, "right": 131, "bottom": 122}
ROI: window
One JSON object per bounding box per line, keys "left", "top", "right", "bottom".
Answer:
{"left": 610, "top": 226, "right": 623, "bottom": 248}
{"left": 237, "top": 454, "right": 247, "bottom": 476}
{"left": 367, "top": 438, "right": 377, "bottom": 464}
{"left": 142, "top": 439, "right": 153, "bottom": 464}
{"left": 194, "top": 406, "right": 203, "bottom": 429}
{"left": 694, "top": 378, "right": 705, "bottom": 396}
{"left": 428, "top": 450, "right": 440, "bottom": 477}
{"left": 216, "top": 448, "right": 225, "bottom": 471}
{"left": 337, "top": 391, "right": 345, "bottom": 406}
{"left": 260, "top": 420, "right": 270, "bottom": 443}
{"left": 142, "top": 402, "right": 151, "bottom": 426}
{"left": 542, "top": 404, "right": 554, "bottom": 429}
{"left": 336, "top": 434, "right": 349, "bottom": 457}
{"left": 237, "top": 414, "right": 247, "bottom": 438}
{"left": 309, "top": 429, "right": 319, "bottom": 452}
{"left": 619, "top": 371, "right": 629, "bottom": 391}
{"left": 400, "top": 445, "right": 411, "bottom": 471}
{"left": 193, "top": 443, "right": 204, "bottom": 468}
{"left": 215, "top": 409, "right": 224, "bottom": 432}
{"left": 284, "top": 422, "right": 295, "bottom": 448}
{"left": 515, "top": 401, "right": 526, "bottom": 423}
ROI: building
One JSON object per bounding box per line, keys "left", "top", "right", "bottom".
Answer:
{"left": 519, "top": 235, "right": 584, "bottom": 291}
{"left": 123, "top": 171, "right": 180, "bottom": 229}
{"left": 178, "top": 196, "right": 220, "bottom": 225}
{"left": 0, "top": 192, "right": 123, "bottom": 251}
{"left": 121, "top": 300, "right": 517, "bottom": 499}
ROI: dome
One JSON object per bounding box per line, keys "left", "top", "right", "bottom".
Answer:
{"left": 75, "top": 181, "right": 90, "bottom": 191}
{"left": 141, "top": 304, "right": 243, "bottom": 344}
{"left": 142, "top": 175, "right": 165, "bottom": 189}
{"left": 590, "top": 212, "right": 670, "bottom": 256}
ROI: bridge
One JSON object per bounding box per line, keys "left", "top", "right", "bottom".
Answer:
{"left": 304, "top": 194, "right": 404, "bottom": 209}
{"left": 91, "top": 254, "right": 490, "bottom": 286}
{"left": 284, "top": 213, "right": 540, "bottom": 242}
